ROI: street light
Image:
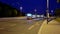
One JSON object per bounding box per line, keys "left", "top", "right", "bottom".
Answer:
{"left": 34, "top": 9, "right": 37, "bottom": 18}
{"left": 34, "top": 9, "right": 37, "bottom": 12}
{"left": 51, "top": 10, "right": 54, "bottom": 16}
{"left": 51, "top": 10, "right": 53, "bottom": 13}
{"left": 20, "top": 7, "right": 23, "bottom": 16}
{"left": 46, "top": 0, "right": 49, "bottom": 24}
{"left": 47, "top": 0, "right": 49, "bottom": 17}
{"left": 20, "top": 7, "right": 23, "bottom": 11}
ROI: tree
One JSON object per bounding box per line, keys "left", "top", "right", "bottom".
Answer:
{"left": 11, "top": 9, "right": 18, "bottom": 17}
{"left": 0, "top": 2, "right": 25, "bottom": 17}
{"left": 55, "top": 9, "right": 60, "bottom": 17}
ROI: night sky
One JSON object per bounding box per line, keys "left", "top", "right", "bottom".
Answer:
{"left": 0, "top": 0, "right": 59, "bottom": 15}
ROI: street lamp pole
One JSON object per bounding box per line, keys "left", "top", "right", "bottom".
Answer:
{"left": 20, "top": 7, "right": 23, "bottom": 16}
{"left": 46, "top": 0, "right": 49, "bottom": 24}
{"left": 51, "top": 10, "right": 54, "bottom": 16}
{"left": 34, "top": 9, "right": 37, "bottom": 18}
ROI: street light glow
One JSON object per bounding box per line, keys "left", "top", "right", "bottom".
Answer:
{"left": 20, "top": 7, "right": 23, "bottom": 10}
{"left": 51, "top": 10, "right": 53, "bottom": 12}
{"left": 34, "top": 9, "right": 37, "bottom": 12}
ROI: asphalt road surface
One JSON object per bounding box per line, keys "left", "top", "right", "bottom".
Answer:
{"left": 0, "top": 17, "right": 44, "bottom": 34}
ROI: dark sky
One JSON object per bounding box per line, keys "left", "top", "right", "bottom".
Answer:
{"left": 0, "top": 0, "right": 59, "bottom": 15}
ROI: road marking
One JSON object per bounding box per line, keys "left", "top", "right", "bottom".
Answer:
{"left": 28, "top": 25, "right": 35, "bottom": 30}
{"left": 38, "top": 20, "right": 46, "bottom": 34}
{"left": 35, "top": 23, "right": 39, "bottom": 25}
{"left": 10, "top": 24, "right": 16, "bottom": 27}
{"left": 28, "top": 21, "right": 40, "bottom": 30}
{"left": 0, "top": 28, "right": 4, "bottom": 30}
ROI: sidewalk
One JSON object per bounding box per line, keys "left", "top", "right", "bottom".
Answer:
{"left": 0, "top": 16, "right": 26, "bottom": 19}
{"left": 39, "top": 20, "right": 60, "bottom": 34}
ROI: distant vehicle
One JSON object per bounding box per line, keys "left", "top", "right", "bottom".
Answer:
{"left": 32, "top": 15, "right": 44, "bottom": 18}
{"left": 40, "top": 15, "right": 44, "bottom": 18}
{"left": 27, "top": 17, "right": 32, "bottom": 20}
{"left": 26, "top": 13, "right": 32, "bottom": 17}
{"left": 36, "top": 15, "right": 40, "bottom": 18}
{"left": 32, "top": 15, "right": 36, "bottom": 19}
{"left": 26, "top": 13, "right": 32, "bottom": 20}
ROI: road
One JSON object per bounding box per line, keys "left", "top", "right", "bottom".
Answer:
{"left": 0, "top": 17, "right": 44, "bottom": 34}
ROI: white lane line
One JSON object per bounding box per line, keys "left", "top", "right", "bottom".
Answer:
{"left": 10, "top": 24, "right": 16, "bottom": 27}
{"left": 28, "top": 25, "right": 35, "bottom": 30}
{"left": 38, "top": 20, "right": 47, "bottom": 34}
{"left": 28, "top": 21, "right": 40, "bottom": 30}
